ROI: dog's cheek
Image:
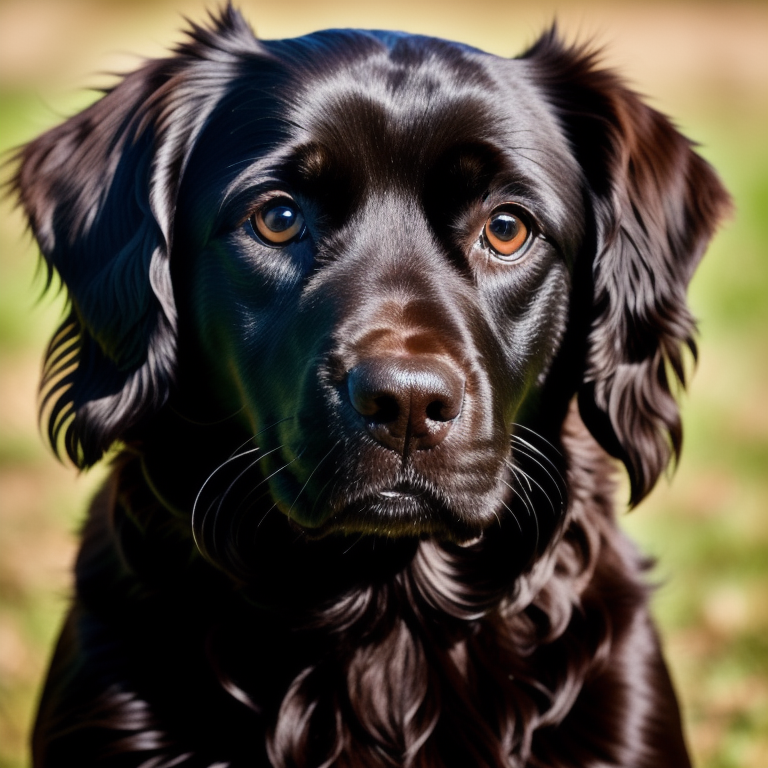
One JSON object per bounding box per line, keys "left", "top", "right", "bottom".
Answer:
{"left": 479, "top": 256, "right": 572, "bottom": 410}
{"left": 184, "top": 237, "right": 311, "bottom": 417}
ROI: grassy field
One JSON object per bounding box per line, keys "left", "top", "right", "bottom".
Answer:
{"left": 0, "top": 1, "right": 766, "bottom": 766}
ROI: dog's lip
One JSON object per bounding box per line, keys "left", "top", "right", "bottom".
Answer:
{"left": 308, "top": 480, "right": 486, "bottom": 541}
{"left": 377, "top": 484, "right": 424, "bottom": 499}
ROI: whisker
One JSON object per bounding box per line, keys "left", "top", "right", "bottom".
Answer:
{"left": 216, "top": 444, "right": 285, "bottom": 512}
{"left": 193, "top": 445, "right": 263, "bottom": 521}
{"left": 510, "top": 442, "right": 565, "bottom": 500}
{"left": 308, "top": 471, "right": 343, "bottom": 521}
{"left": 505, "top": 459, "right": 558, "bottom": 515}
{"left": 287, "top": 440, "right": 340, "bottom": 518}
{"left": 510, "top": 436, "right": 563, "bottom": 480}
{"left": 194, "top": 416, "right": 297, "bottom": 521}
{"left": 257, "top": 501, "right": 280, "bottom": 529}
{"left": 507, "top": 459, "right": 533, "bottom": 493}
{"left": 192, "top": 443, "right": 285, "bottom": 556}
{"left": 501, "top": 474, "right": 530, "bottom": 518}
{"left": 262, "top": 451, "right": 303, "bottom": 485}
{"left": 511, "top": 423, "right": 563, "bottom": 459}
{"left": 498, "top": 499, "right": 522, "bottom": 533}
{"left": 343, "top": 534, "right": 365, "bottom": 555}
{"left": 227, "top": 453, "right": 305, "bottom": 533}
{"left": 232, "top": 447, "right": 308, "bottom": 521}
{"left": 500, "top": 475, "right": 539, "bottom": 549}
{"left": 227, "top": 415, "right": 296, "bottom": 461}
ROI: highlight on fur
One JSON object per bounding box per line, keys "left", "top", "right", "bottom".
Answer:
{"left": 14, "top": 6, "right": 729, "bottom": 767}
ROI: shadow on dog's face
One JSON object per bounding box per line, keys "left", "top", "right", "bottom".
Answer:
{"left": 174, "top": 33, "right": 581, "bottom": 545}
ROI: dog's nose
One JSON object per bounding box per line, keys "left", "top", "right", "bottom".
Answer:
{"left": 347, "top": 357, "right": 465, "bottom": 453}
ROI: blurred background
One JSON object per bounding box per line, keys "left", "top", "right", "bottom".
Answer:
{"left": 0, "top": 0, "right": 765, "bottom": 765}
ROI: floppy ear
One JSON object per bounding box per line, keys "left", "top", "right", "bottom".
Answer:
{"left": 524, "top": 31, "right": 731, "bottom": 505}
{"left": 13, "top": 7, "right": 258, "bottom": 467}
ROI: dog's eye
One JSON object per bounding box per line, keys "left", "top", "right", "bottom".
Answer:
{"left": 250, "top": 199, "right": 305, "bottom": 245}
{"left": 483, "top": 207, "right": 531, "bottom": 260}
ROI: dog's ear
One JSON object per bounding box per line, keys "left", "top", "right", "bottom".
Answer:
{"left": 13, "top": 7, "right": 258, "bottom": 467}
{"left": 523, "top": 31, "right": 731, "bottom": 505}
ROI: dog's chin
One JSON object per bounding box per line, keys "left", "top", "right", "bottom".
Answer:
{"left": 296, "top": 491, "right": 487, "bottom": 544}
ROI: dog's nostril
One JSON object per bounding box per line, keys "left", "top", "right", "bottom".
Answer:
{"left": 347, "top": 376, "right": 397, "bottom": 420}
{"left": 426, "top": 399, "right": 452, "bottom": 423}
{"left": 371, "top": 395, "right": 399, "bottom": 424}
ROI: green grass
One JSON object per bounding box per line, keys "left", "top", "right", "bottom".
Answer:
{"left": 618, "top": 99, "right": 768, "bottom": 767}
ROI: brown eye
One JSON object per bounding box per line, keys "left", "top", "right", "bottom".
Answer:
{"left": 484, "top": 207, "right": 531, "bottom": 259}
{"left": 251, "top": 199, "right": 305, "bottom": 245}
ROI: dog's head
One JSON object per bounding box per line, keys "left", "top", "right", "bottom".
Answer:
{"left": 15, "top": 9, "right": 728, "bottom": 558}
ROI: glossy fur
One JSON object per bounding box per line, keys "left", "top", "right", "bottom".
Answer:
{"left": 15, "top": 7, "right": 729, "bottom": 767}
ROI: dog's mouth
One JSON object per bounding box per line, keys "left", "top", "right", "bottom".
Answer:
{"left": 301, "top": 474, "right": 490, "bottom": 542}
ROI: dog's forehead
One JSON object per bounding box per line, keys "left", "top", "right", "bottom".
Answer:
{"left": 183, "top": 31, "right": 581, "bottom": 233}
{"left": 275, "top": 33, "right": 569, "bottom": 175}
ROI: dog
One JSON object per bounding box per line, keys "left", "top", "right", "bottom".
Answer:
{"left": 14, "top": 6, "right": 730, "bottom": 767}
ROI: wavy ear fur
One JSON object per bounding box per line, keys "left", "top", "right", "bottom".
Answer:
{"left": 524, "top": 31, "right": 731, "bottom": 505}
{"left": 13, "top": 6, "right": 259, "bottom": 467}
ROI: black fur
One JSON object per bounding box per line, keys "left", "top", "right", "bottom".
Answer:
{"left": 15, "top": 7, "right": 729, "bottom": 767}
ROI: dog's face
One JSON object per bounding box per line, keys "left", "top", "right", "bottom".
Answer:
{"left": 15, "top": 13, "right": 728, "bottom": 566}
{"left": 175, "top": 33, "right": 582, "bottom": 541}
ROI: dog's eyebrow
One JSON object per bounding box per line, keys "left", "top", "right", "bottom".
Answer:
{"left": 293, "top": 142, "right": 331, "bottom": 181}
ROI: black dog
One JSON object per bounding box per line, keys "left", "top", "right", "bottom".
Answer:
{"left": 15, "top": 6, "right": 729, "bottom": 767}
